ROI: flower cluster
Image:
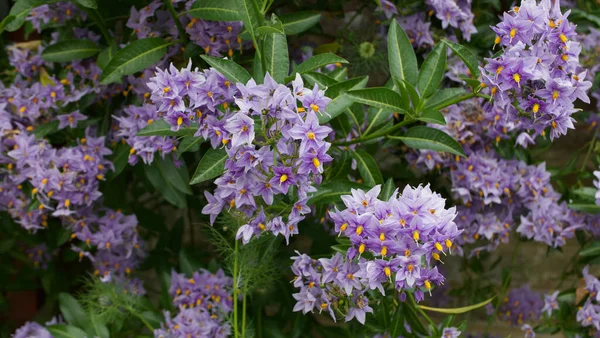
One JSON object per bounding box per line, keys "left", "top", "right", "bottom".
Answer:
{"left": 12, "top": 321, "right": 53, "bottom": 338}
{"left": 26, "top": 243, "right": 55, "bottom": 270}
{"left": 27, "top": 1, "right": 84, "bottom": 33}
{"left": 497, "top": 285, "right": 542, "bottom": 326}
{"left": 291, "top": 184, "right": 460, "bottom": 324}
{"left": 146, "top": 70, "right": 336, "bottom": 244}
{"left": 576, "top": 266, "right": 600, "bottom": 331}
{"left": 154, "top": 269, "right": 232, "bottom": 338}
{"left": 481, "top": 0, "right": 590, "bottom": 143}
{"left": 426, "top": 0, "right": 477, "bottom": 41}
{"left": 408, "top": 100, "right": 581, "bottom": 253}
{"left": 397, "top": 14, "right": 435, "bottom": 49}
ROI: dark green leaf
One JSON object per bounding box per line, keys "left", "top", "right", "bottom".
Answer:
{"left": 321, "top": 76, "right": 369, "bottom": 123}
{"left": 418, "top": 109, "right": 446, "bottom": 125}
{"left": 42, "top": 39, "right": 100, "bottom": 63}
{"left": 286, "top": 53, "right": 348, "bottom": 82}
{"left": 187, "top": 0, "right": 239, "bottom": 21}
{"left": 279, "top": 12, "right": 321, "bottom": 35}
{"left": 74, "top": 0, "right": 97, "bottom": 9}
{"left": 345, "top": 87, "right": 408, "bottom": 113}
{"left": 6, "top": 0, "right": 61, "bottom": 32}
{"left": 388, "top": 20, "right": 418, "bottom": 86}
{"left": 351, "top": 149, "right": 384, "bottom": 187}
{"left": 325, "top": 151, "right": 352, "bottom": 181}
{"left": 580, "top": 242, "right": 600, "bottom": 257}
{"left": 308, "top": 180, "right": 368, "bottom": 205}
{"left": 417, "top": 42, "right": 447, "bottom": 98}
{"left": 47, "top": 325, "right": 88, "bottom": 338}
{"left": 329, "top": 67, "right": 348, "bottom": 81}
{"left": 389, "top": 303, "right": 406, "bottom": 337}
{"left": 179, "top": 249, "right": 202, "bottom": 276}
{"left": 200, "top": 55, "right": 252, "bottom": 85}
{"left": 256, "top": 25, "right": 284, "bottom": 35}
{"left": 137, "top": 119, "right": 197, "bottom": 137}
{"left": 100, "top": 38, "right": 171, "bottom": 85}
{"left": 190, "top": 148, "right": 228, "bottom": 185}
{"left": 442, "top": 39, "right": 481, "bottom": 79}
{"left": 34, "top": 120, "right": 59, "bottom": 139}
{"left": 96, "top": 44, "right": 115, "bottom": 70}
{"left": 155, "top": 157, "right": 192, "bottom": 195}
{"left": 380, "top": 178, "right": 395, "bottom": 200}
{"left": 107, "top": 143, "right": 130, "bottom": 181}
{"left": 177, "top": 135, "right": 204, "bottom": 156}
{"left": 364, "top": 82, "right": 400, "bottom": 135}
{"left": 568, "top": 204, "right": 600, "bottom": 214}
{"left": 302, "top": 72, "right": 338, "bottom": 88}
{"left": 424, "top": 88, "right": 466, "bottom": 110}
{"left": 0, "top": 15, "right": 16, "bottom": 34}
{"left": 89, "top": 315, "right": 109, "bottom": 338}
{"left": 390, "top": 126, "right": 465, "bottom": 157}
{"left": 263, "top": 15, "right": 288, "bottom": 83}
{"left": 235, "top": 0, "right": 264, "bottom": 53}
{"left": 144, "top": 163, "right": 187, "bottom": 208}
{"left": 402, "top": 79, "right": 420, "bottom": 111}
{"left": 58, "top": 293, "right": 88, "bottom": 328}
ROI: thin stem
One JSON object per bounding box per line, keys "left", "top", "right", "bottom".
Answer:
{"left": 342, "top": 5, "right": 367, "bottom": 32}
{"left": 163, "top": 0, "right": 188, "bottom": 44}
{"left": 408, "top": 292, "right": 436, "bottom": 328}
{"left": 580, "top": 129, "right": 598, "bottom": 173}
{"left": 332, "top": 117, "right": 415, "bottom": 146}
{"left": 88, "top": 9, "right": 112, "bottom": 45}
{"left": 233, "top": 239, "right": 239, "bottom": 338}
{"left": 242, "top": 292, "right": 247, "bottom": 338}
{"left": 126, "top": 306, "right": 154, "bottom": 332}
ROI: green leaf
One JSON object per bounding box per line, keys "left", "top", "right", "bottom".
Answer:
{"left": 388, "top": 20, "right": 418, "bottom": 86}
{"left": 47, "top": 325, "right": 88, "bottom": 338}
{"left": 418, "top": 296, "right": 495, "bottom": 314}
{"left": 417, "top": 42, "right": 447, "bottom": 98}
{"left": 253, "top": 48, "right": 264, "bottom": 81}
{"left": 345, "top": 87, "right": 408, "bottom": 113}
{"left": 321, "top": 76, "right": 369, "bottom": 123}
{"left": 402, "top": 79, "right": 420, "bottom": 111}
{"left": 200, "top": 55, "right": 252, "bottom": 85}
{"left": 137, "top": 119, "right": 197, "bottom": 137}
{"left": 389, "top": 303, "right": 406, "bottom": 337}
{"left": 580, "top": 242, "right": 600, "bottom": 257}
{"left": 0, "top": 15, "right": 16, "bottom": 34}
{"left": 187, "top": 0, "right": 239, "bottom": 21}
{"left": 442, "top": 39, "right": 481, "bottom": 79}
{"left": 179, "top": 249, "right": 202, "bottom": 276}
{"left": 106, "top": 143, "right": 129, "bottom": 181}
{"left": 96, "top": 44, "right": 115, "bottom": 70}
{"left": 568, "top": 203, "right": 600, "bottom": 214}
{"left": 34, "top": 120, "right": 59, "bottom": 139}
{"left": 263, "top": 15, "right": 289, "bottom": 83}
{"left": 177, "top": 135, "right": 204, "bottom": 156}
{"left": 58, "top": 293, "right": 88, "bottom": 328}
{"left": 418, "top": 109, "right": 446, "bottom": 125}
{"left": 235, "top": 0, "right": 264, "bottom": 55}
{"left": 325, "top": 151, "right": 352, "bottom": 181}
{"left": 155, "top": 157, "right": 192, "bottom": 195}
{"left": 302, "top": 72, "right": 338, "bottom": 88}
{"left": 570, "top": 9, "right": 600, "bottom": 28}
{"left": 144, "top": 163, "right": 187, "bottom": 208}
{"left": 364, "top": 81, "right": 400, "bottom": 135}
{"left": 74, "top": 0, "right": 97, "bottom": 9}
{"left": 256, "top": 25, "right": 284, "bottom": 35}
{"left": 424, "top": 88, "right": 466, "bottom": 110}
{"left": 286, "top": 53, "right": 348, "bottom": 82}
{"left": 6, "top": 0, "right": 61, "bottom": 32}
{"left": 89, "top": 315, "right": 109, "bottom": 338}
{"left": 279, "top": 12, "right": 321, "bottom": 35}
{"left": 380, "top": 178, "right": 396, "bottom": 201}
{"left": 308, "top": 180, "right": 368, "bottom": 205}
{"left": 351, "top": 149, "right": 384, "bottom": 187}
{"left": 390, "top": 126, "right": 465, "bottom": 157}
{"left": 330, "top": 67, "right": 348, "bottom": 81}
{"left": 572, "top": 187, "right": 597, "bottom": 202}
{"left": 42, "top": 39, "right": 100, "bottom": 63}
{"left": 190, "top": 148, "right": 228, "bottom": 185}
{"left": 100, "top": 38, "right": 171, "bottom": 85}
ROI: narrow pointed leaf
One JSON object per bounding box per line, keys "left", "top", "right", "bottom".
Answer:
{"left": 177, "top": 136, "right": 204, "bottom": 156}
{"left": 0, "top": 15, "right": 15, "bottom": 34}
{"left": 286, "top": 53, "right": 348, "bottom": 82}
{"left": 144, "top": 163, "right": 187, "bottom": 208}
{"left": 321, "top": 76, "right": 369, "bottom": 123}
{"left": 418, "top": 109, "right": 446, "bottom": 125}
{"left": 364, "top": 82, "right": 400, "bottom": 135}
{"left": 417, "top": 42, "right": 447, "bottom": 98}
{"left": 47, "top": 325, "right": 88, "bottom": 338}
{"left": 424, "top": 88, "right": 466, "bottom": 110}
{"left": 280, "top": 12, "right": 321, "bottom": 35}
{"left": 351, "top": 149, "right": 384, "bottom": 187}
{"left": 187, "top": 0, "right": 239, "bottom": 21}
{"left": 190, "top": 148, "right": 228, "bottom": 185}
{"left": 302, "top": 72, "right": 338, "bottom": 88}
{"left": 380, "top": 178, "right": 396, "bottom": 200}
{"left": 235, "top": 0, "right": 264, "bottom": 54}
{"left": 418, "top": 296, "right": 495, "bottom": 314}
{"left": 155, "top": 157, "right": 192, "bottom": 195}
{"left": 388, "top": 20, "right": 418, "bottom": 86}
{"left": 42, "top": 39, "right": 100, "bottom": 62}
{"left": 390, "top": 126, "right": 465, "bottom": 157}
{"left": 75, "top": 0, "right": 97, "bottom": 9}
{"left": 58, "top": 293, "right": 88, "bottom": 328}
{"left": 200, "top": 55, "right": 252, "bottom": 85}
{"left": 100, "top": 38, "right": 171, "bottom": 84}
{"left": 308, "top": 180, "right": 368, "bottom": 205}
{"left": 442, "top": 39, "right": 481, "bottom": 79}
{"left": 263, "top": 15, "right": 288, "bottom": 83}
{"left": 345, "top": 87, "right": 407, "bottom": 113}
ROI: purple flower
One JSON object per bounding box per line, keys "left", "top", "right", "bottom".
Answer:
{"left": 56, "top": 110, "right": 87, "bottom": 129}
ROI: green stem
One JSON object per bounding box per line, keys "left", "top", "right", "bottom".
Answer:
{"left": 485, "top": 239, "right": 521, "bottom": 334}
{"left": 242, "top": 293, "right": 247, "bottom": 338}
{"left": 126, "top": 306, "right": 154, "bottom": 332}
{"left": 233, "top": 239, "right": 239, "bottom": 338}
{"left": 580, "top": 129, "right": 598, "bottom": 172}
{"left": 163, "top": 0, "right": 188, "bottom": 44}
{"left": 88, "top": 9, "right": 112, "bottom": 45}
{"left": 408, "top": 293, "right": 436, "bottom": 328}
{"left": 332, "top": 117, "right": 415, "bottom": 146}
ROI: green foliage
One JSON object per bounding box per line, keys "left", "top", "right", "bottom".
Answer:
{"left": 42, "top": 40, "right": 101, "bottom": 63}
{"left": 100, "top": 38, "right": 171, "bottom": 84}
{"left": 389, "top": 126, "right": 466, "bottom": 157}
